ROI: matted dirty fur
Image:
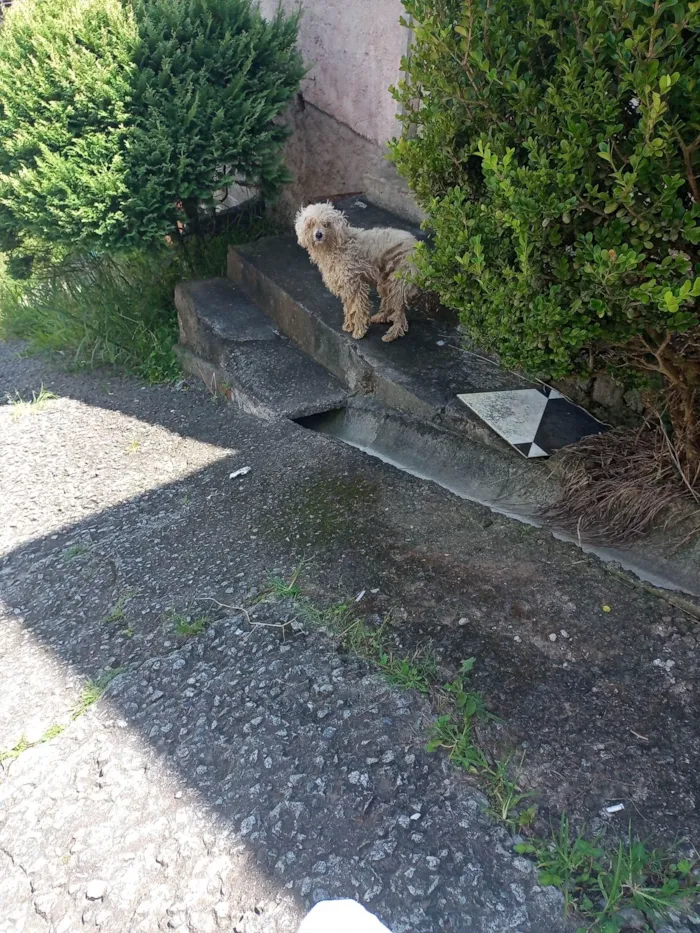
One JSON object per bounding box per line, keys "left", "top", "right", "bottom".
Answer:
{"left": 295, "top": 202, "right": 419, "bottom": 342}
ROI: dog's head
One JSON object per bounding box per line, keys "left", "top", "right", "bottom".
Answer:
{"left": 295, "top": 202, "right": 348, "bottom": 254}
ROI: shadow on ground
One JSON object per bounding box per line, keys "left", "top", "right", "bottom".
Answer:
{"left": 1, "top": 344, "right": 698, "bottom": 931}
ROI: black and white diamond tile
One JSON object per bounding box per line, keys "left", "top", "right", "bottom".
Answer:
{"left": 457, "top": 386, "right": 607, "bottom": 458}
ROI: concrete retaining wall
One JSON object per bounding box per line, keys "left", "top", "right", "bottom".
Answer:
{"left": 258, "top": 0, "right": 419, "bottom": 219}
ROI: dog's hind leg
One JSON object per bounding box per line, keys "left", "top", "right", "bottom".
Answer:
{"left": 370, "top": 281, "right": 393, "bottom": 325}
{"left": 382, "top": 308, "right": 409, "bottom": 342}
{"left": 377, "top": 276, "right": 410, "bottom": 342}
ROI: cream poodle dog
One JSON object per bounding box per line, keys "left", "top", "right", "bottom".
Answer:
{"left": 295, "top": 202, "right": 419, "bottom": 342}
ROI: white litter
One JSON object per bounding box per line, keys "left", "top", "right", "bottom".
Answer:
{"left": 298, "top": 900, "right": 391, "bottom": 933}
{"left": 355, "top": 589, "right": 366, "bottom": 602}
{"left": 229, "top": 467, "right": 251, "bottom": 479}
{"left": 354, "top": 200, "right": 368, "bottom": 209}
{"left": 606, "top": 803, "right": 625, "bottom": 814}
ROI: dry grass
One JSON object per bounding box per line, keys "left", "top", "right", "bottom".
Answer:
{"left": 544, "top": 421, "right": 700, "bottom": 544}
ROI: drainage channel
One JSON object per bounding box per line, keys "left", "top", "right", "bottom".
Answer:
{"left": 296, "top": 403, "right": 700, "bottom": 599}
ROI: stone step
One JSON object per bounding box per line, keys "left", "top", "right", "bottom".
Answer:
{"left": 227, "top": 196, "right": 532, "bottom": 448}
{"left": 174, "top": 278, "right": 348, "bottom": 421}
{"left": 362, "top": 163, "right": 427, "bottom": 225}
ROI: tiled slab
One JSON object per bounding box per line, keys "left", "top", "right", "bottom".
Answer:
{"left": 457, "top": 386, "right": 608, "bottom": 458}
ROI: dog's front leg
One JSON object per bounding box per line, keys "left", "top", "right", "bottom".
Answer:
{"left": 347, "top": 282, "right": 371, "bottom": 340}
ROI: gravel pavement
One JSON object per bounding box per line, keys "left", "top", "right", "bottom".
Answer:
{"left": 1, "top": 341, "right": 697, "bottom": 933}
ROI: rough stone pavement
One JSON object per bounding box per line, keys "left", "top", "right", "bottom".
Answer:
{"left": 0, "top": 342, "right": 695, "bottom": 933}
{"left": 0, "top": 343, "right": 571, "bottom": 932}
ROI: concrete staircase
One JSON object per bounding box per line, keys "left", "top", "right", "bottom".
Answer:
{"left": 176, "top": 197, "right": 532, "bottom": 447}
{"left": 173, "top": 196, "right": 700, "bottom": 596}
{"left": 174, "top": 279, "right": 347, "bottom": 422}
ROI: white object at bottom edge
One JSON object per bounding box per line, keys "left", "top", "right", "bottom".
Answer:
{"left": 297, "top": 899, "right": 392, "bottom": 933}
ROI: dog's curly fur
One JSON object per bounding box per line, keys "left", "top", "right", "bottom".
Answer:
{"left": 295, "top": 202, "right": 419, "bottom": 342}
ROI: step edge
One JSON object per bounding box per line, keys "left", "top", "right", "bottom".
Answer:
{"left": 227, "top": 245, "right": 516, "bottom": 451}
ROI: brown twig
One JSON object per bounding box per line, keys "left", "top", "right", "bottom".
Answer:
{"left": 678, "top": 132, "right": 700, "bottom": 203}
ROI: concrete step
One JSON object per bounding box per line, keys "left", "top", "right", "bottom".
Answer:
{"left": 174, "top": 278, "right": 348, "bottom": 421}
{"left": 362, "top": 163, "right": 427, "bottom": 225}
{"left": 227, "top": 196, "right": 533, "bottom": 448}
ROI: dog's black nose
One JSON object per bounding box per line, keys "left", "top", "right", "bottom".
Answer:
{"left": 315, "top": 230, "right": 323, "bottom": 241}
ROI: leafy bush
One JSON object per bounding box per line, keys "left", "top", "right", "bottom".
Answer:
{"left": 391, "top": 0, "right": 700, "bottom": 457}
{"left": 0, "top": 0, "right": 303, "bottom": 255}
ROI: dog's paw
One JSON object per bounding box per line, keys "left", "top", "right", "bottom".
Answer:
{"left": 382, "top": 322, "right": 409, "bottom": 342}
{"left": 352, "top": 324, "right": 369, "bottom": 340}
{"left": 342, "top": 319, "right": 353, "bottom": 332}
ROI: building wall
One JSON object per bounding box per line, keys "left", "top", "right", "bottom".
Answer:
{"left": 259, "top": 0, "right": 407, "bottom": 145}
{"left": 258, "top": 0, "right": 415, "bottom": 219}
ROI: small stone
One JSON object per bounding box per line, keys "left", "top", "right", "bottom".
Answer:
{"left": 410, "top": 812, "right": 422, "bottom": 821}
{"left": 457, "top": 617, "right": 468, "bottom": 627}
{"left": 188, "top": 911, "right": 215, "bottom": 933}
{"left": 549, "top": 633, "right": 557, "bottom": 642}
{"left": 617, "top": 907, "right": 647, "bottom": 930}
{"left": 513, "top": 635, "right": 522, "bottom": 643}
{"left": 560, "top": 630, "right": 570, "bottom": 639}
{"left": 592, "top": 373, "right": 624, "bottom": 409}
{"left": 34, "top": 894, "right": 56, "bottom": 917}
{"left": 240, "top": 815, "right": 256, "bottom": 836}
{"left": 86, "top": 880, "right": 108, "bottom": 900}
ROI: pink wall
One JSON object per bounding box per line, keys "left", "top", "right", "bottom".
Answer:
{"left": 259, "top": 0, "right": 407, "bottom": 145}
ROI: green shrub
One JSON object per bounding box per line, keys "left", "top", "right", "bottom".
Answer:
{"left": 0, "top": 0, "right": 303, "bottom": 255}
{"left": 391, "top": 0, "right": 700, "bottom": 457}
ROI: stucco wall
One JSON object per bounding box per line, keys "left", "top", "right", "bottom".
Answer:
{"left": 259, "top": 0, "right": 407, "bottom": 145}
{"left": 257, "top": 0, "right": 418, "bottom": 220}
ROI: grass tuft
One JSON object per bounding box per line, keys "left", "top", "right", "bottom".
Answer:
{"left": 0, "top": 217, "right": 279, "bottom": 384}
{"left": 516, "top": 816, "right": 700, "bottom": 931}
{"left": 8, "top": 384, "right": 58, "bottom": 419}
{"left": 62, "top": 543, "right": 90, "bottom": 561}
{"left": 103, "top": 596, "right": 127, "bottom": 625}
{"left": 71, "top": 668, "right": 124, "bottom": 720}
{"left": 168, "top": 609, "right": 212, "bottom": 637}
{"left": 263, "top": 562, "right": 306, "bottom": 601}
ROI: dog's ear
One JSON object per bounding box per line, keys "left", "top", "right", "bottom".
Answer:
{"left": 294, "top": 205, "right": 308, "bottom": 243}
{"left": 332, "top": 209, "right": 349, "bottom": 230}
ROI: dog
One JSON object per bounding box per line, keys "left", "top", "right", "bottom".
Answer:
{"left": 295, "top": 202, "right": 419, "bottom": 342}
